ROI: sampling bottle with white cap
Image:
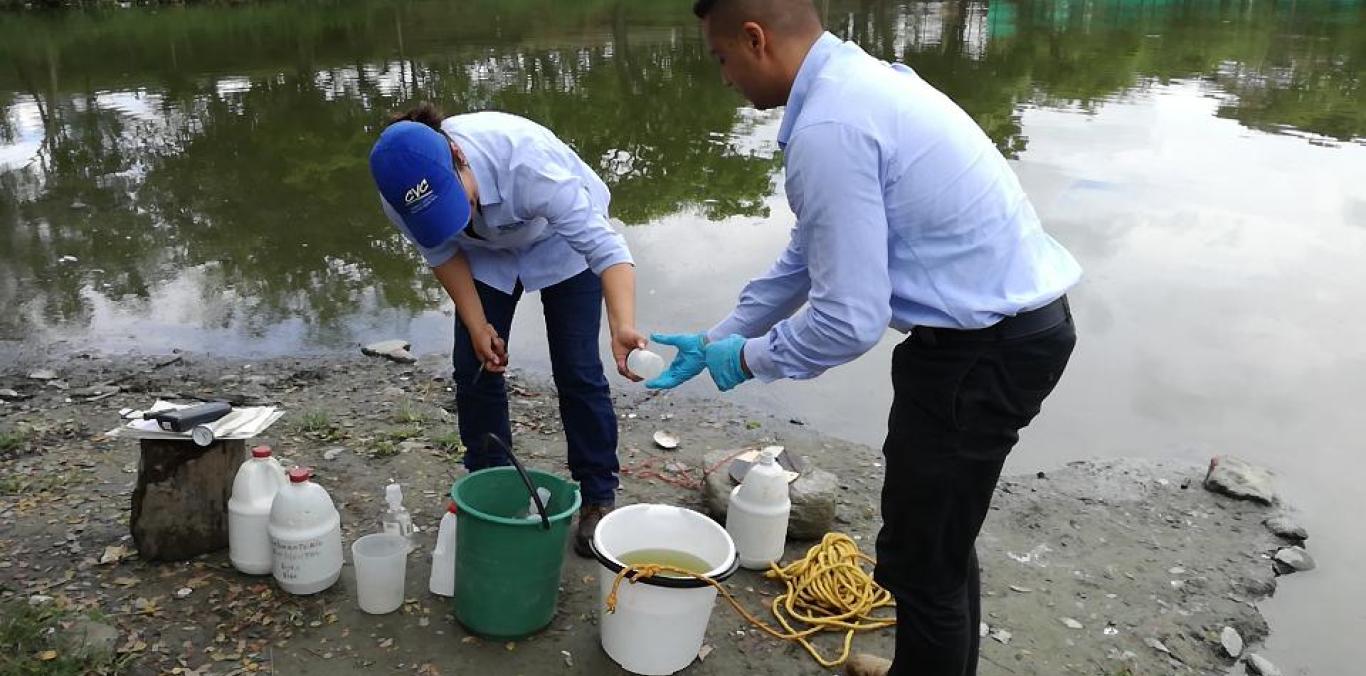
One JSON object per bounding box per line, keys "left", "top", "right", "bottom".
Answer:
{"left": 725, "top": 449, "right": 791, "bottom": 569}
{"left": 429, "top": 501, "right": 458, "bottom": 597}
{"left": 626, "top": 348, "right": 666, "bottom": 382}
{"left": 380, "top": 483, "right": 416, "bottom": 551}
{"left": 228, "top": 445, "right": 288, "bottom": 575}
{"left": 269, "top": 467, "right": 343, "bottom": 595}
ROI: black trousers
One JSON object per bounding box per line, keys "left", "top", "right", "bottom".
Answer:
{"left": 875, "top": 306, "right": 1077, "bottom": 676}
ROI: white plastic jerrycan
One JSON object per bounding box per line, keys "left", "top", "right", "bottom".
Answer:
{"left": 228, "top": 445, "right": 287, "bottom": 575}
{"left": 725, "top": 450, "right": 791, "bottom": 569}
{"left": 269, "top": 467, "right": 343, "bottom": 595}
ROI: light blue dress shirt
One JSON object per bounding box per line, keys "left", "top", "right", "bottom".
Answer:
{"left": 381, "top": 112, "right": 632, "bottom": 294}
{"left": 708, "top": 33, "right": 1082, "bottom": 382}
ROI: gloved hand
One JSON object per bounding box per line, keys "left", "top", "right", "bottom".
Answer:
{"left": 645, "top": 332, "right": 708, "bottom": 389}
{"left": 704, "top": 334, "right": 752, "bottom": 392}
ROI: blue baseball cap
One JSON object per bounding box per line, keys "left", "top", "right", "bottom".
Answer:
{"left": 369, "top": 121, "right": 471, "bottom": 248}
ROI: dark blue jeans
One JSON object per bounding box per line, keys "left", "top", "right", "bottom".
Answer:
{"left": 451, "top": 269, "right": 619, "bottom": 506}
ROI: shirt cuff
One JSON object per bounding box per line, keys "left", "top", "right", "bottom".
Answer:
{"left": 741, "top": 334, "right": 783, "bottom": 383}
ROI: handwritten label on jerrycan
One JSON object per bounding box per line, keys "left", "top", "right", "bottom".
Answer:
{"left": 268, "top": 467, "right": 342, "bottom": 595}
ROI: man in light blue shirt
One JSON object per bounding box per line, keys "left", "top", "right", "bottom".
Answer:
{"left": 651, "top": 2, "right": 1081, "bottom": 674}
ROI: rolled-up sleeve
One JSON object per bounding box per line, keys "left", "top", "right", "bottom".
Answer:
{"left": 511, "top": 155, "right": 632, "bottom": 275}
{"left": 744, "top": 122, "right": 892, "bottom": 382}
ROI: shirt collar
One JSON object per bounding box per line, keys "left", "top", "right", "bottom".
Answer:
{"left": 447, "top": 131, "right": 501, "bottom": 208}
{"left": 777, "top": 31, "right": 842, "bottom": 148}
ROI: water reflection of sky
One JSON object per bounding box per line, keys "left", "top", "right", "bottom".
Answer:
{"left": 0, "top": 97, "right": 42, "bottom": 172}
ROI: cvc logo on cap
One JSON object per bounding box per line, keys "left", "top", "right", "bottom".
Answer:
{"left": 404, "top": 178, "right": 433, "bottom": 206}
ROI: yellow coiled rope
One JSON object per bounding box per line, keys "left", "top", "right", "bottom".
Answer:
{"left": 605, "top": 532, "right": 895, "bottom": 668}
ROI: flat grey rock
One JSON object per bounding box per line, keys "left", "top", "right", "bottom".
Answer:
{"left": 1220, "top": 626, "right": 1243, "bottom": 658}
{"left": 0, "top": 388, "right": 29, "bottom": 401}
{"left": 69, "top": 384, "right": 120, "bottom": 399}
{"left": 397, "top": 440, "right": 428, "bottom": 454}
{"left": 62, "top": 619, "right": 119, "bottom": 657}
{"left": 1203, "top": 455, "right": 1276, "bottom": 504}
{"left": 362, "top": 339, "right": 417, "bottom": 364}
{"left": 1273, "top": 546, "right": 1316, "bottom": 573}
{"left": 27, "top": 369, "right": 58, "bottom": 381}
{"left": 1144, "top": 637, "right": 1171, "bottom": 655}
{"left": 1245, "top": 653, "right": 1282, "bottom": 676}
{"left": 1263, "top": 515, "right": 1307, "bottom": 541}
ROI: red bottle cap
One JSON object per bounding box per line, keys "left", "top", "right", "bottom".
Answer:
{"left": 288, "top": 467, "right": 312, "bottom": 483}
{"left": 251, "top": 445, "right": 273, "bottom": 458}
{"left": 447, "top": 501, "right": 457, "bottom": 514}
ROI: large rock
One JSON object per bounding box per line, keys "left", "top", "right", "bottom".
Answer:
{"left": 1272, "top": 546, "right": 1316, "bottom": 574}
{"left": 1263, "top": 515, "right": 1307, "bottom": 542}
{"left": 1220, "top": 626, "right": 1243, "bottom": 658}
{"left": 1203, "top": 456, "right": 1276, "bottom": 504}
{"left": 362, "top": 339, "right": 417, "bottom": 364}
{"left": 1245, "top": 653, "right": 1282, "bottom": 676}
{"left": 702, "top": 449, "right": 837, "bottom": 540}
{"left": 62, "top": 619, "right": 119, "bottom": 657}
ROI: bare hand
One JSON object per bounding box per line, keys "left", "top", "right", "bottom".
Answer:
{"left": 611, "top": 325, "right": 649, "bottom": 381}
{"left": 470, "top": 323, "right": 508, "bottom": 373}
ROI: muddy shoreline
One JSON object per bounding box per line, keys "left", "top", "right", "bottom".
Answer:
{"left": 0, "top": 349, "right": 1306, "bottom": 675}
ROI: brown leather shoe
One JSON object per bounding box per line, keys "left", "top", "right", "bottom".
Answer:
{"left": 844, "top": 653, "right": 892, "bottom": 676}
{"left": 574, "top": 503, "right": 613, "bottom": 558}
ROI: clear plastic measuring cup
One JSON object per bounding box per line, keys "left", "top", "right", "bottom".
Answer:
{"left": 351, "top": 533, "right": 408, "bottom": 614}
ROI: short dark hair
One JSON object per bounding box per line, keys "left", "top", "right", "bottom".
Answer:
{"left": 692, "top": 0, "right": 821, "bottom": 32}
{"left": 386, "top": 101, "right": 445, "bottom": 132}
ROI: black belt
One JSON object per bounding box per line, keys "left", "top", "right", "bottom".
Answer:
{"left": 912, "top": 295, "right": 1071, "bottom": 346}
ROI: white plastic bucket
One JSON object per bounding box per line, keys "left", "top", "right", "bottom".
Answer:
{"left": 352, "top": 533, "right": 408, "bottom": 614}
{"left": 591, "top": 504, "right": 739, "bottom": 675}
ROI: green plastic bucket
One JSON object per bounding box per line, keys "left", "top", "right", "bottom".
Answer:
{"left": 450, "top": 466, "right": 581, "bottom": 639}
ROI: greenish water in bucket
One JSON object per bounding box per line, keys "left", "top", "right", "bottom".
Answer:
{"left": 450, "top": 467, "right": 581, "bottom": 639}
{"left": 617, "top": 548, "right": 714, "bottom": 578}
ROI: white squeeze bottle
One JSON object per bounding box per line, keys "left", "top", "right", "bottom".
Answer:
{"left": 429, "top": 502, "right": 458, "bottom": 597}
{"left": 269, "top": 467, "right": 343, "bottom": 595}
{"left": 228, "top": 445, "right": 288, "bottom": 575}
{"left": 381, "top": 483, "right": 416, "bottom": 551}
{"left": 725, "top": 450, "right": 792, "bottom": 569}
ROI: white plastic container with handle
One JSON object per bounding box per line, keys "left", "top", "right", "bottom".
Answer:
{"left": 269, "top": 467, "right": 343, "bottom": 595}
{"left": 724, "top": 449, "right": 791, "bottom": 569}
{"left": 228, "top": 445, "right": 287, "bottom": 575}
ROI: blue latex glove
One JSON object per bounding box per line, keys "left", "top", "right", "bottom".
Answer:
{"left": 704, "top": 334, "right": 752, "bottom": 392}
{"left": 645, "top": 332, "right": 708, "bottom": 389}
